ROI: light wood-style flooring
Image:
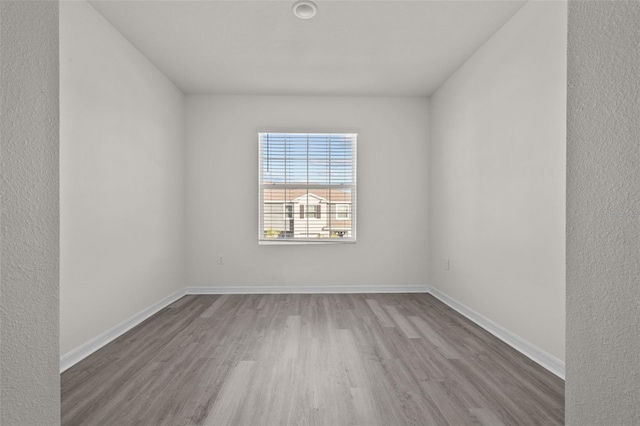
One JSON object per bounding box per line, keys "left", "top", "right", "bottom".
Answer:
{"left": 61, "top": 294, "right": 564, "bottom": 425}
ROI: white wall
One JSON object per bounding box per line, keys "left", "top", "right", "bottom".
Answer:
{"left": 567, "top": 2, "right": 640, "bottom": 424}
{"left": 60, "top": 1, "right": 185, "bottom": 355}
{"left": 428, "top": 1, "right": 567, "bottom": 361}
{"left": 186, "top": 95, "right": 429, "bottom": 289}
{"left": 1, "top": 2, "right": 60, "bottom": 423}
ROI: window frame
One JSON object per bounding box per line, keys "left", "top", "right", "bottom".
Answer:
{"left": 336, "top": 204, "right": 350, "bottom": 219}
{"left": 258, "top": 132, "right": 357, "bottom": 245}
{"left": 306, "top": 205, "right": 320, "bottom": 219}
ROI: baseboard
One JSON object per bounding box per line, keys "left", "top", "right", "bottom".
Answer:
{"left": 185, "top": 285, "right": 430, "bottom": 295}
{"left": 427, "top": 286, "right": 565, "bottom": 380}
{"left": 61, "top": 284, "right": 564, "bottom": 380}
{"left": 60, "top": 285, "right": 427, "bottom": 371}
{"left": 60, "top": 288, "right": 186, "bottom": 373}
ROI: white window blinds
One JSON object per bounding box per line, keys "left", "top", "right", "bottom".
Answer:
{"left": 259, "top": 133, "right": 357, "bottom": 243}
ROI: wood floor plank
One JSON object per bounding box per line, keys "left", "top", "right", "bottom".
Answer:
{"left": 409, "top": 315, "right": 461, "bottom": 359}
{"left": 203, "top": 360, "right": 256, "bottom": 426}
{"left": 283, "top": 315, "right": 302, "bottom": 359}
{"left": 199, "top": 294, "right": 231, "bottom": 318}
{"left": 365, "top": 299, "right": 395, "bottom": 328}
{"left": 61, "top": 294, "right": 564, "bottom": 425}
{"left": 421, "top": 380, "right": 480, "bottom": 425}
{"left": 384, "top": 305, "right": 421, "bottom": 339}
{"left": 350, "top": 387, "right": 380, "bottom": 426}
{"left": 338, "top": 328, "right": 371, "bottom": 388}
{"left": 470, "top": 408, "right": 507, "bottom": 426}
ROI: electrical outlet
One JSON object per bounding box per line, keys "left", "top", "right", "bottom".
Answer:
{"left": 218, "top": 254, "right": 224, "bottom": 265}
{"left": 445, "top": 259, "right": 450, "bottom": 271}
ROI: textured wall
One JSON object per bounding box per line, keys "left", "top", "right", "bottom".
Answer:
{"left": 566, "top": 1, "right": 640, "bottom": 424}
{"left": 60, "top": 1, "right": 186, "bottom": 356}
{"left": 429, "top": 1, "right": 567, "bottom": 361}
{"left": 0, "top": 1, "right": 60, "bottom": 424}
{"left": 186, "top": 95, "right": 429, "bottom": 289}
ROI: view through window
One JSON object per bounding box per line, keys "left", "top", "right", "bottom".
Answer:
{"left": 259, "top": 133, "right": 357, "bottom": 243}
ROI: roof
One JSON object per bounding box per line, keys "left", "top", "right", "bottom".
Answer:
{"left": 263, "top": 188, "right": 352, "bottom": 203}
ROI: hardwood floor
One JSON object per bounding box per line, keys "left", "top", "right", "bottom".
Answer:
{"left": 61, "top": 294, "right": 564, "bottom": 425}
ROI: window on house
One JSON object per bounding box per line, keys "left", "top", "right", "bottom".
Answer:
{"left": 336, "top": 204, "right": 350, "bottom": 219}
{"left": 259, "top": 132, "right": 357, "bottom": 243}
{"left": 307, "top": 205, "right": 320, "bottom": 219}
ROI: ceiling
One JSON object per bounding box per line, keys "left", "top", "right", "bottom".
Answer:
{"left": 88, "top": 0, "right": 527, "bottom": 97}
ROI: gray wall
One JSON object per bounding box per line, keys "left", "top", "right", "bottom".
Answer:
{"left": 60, "top": 0, "right": 186, "bottom": 357}
{"left": 429, "top": 1, "right": 567, "bottom": 362}
{"left": 186, "top": 95, "right": 429, "bottom": 289}
{"left": 0, "top": 1, "right": 60, "bottom": 424}
{"left": 566, "top": 1, "right": 640, "bottom": 424}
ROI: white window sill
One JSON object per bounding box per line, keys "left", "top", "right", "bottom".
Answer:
{"left": 259, "top": 239, "right": 356, "bottom": 245}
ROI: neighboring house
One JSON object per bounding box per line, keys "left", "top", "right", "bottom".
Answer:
{"left": 263, "top": 187, "right": 352, "bottom": 239}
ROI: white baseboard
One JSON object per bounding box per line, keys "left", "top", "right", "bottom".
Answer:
{"left": 60, "top": 285, "right": 428, "bottom": 372}
{"left": 61, "top": 284, "right": 565, "bottom": 381}
{"left": 428, "top": 286, "right": 565, "bottom": 380}
{"left": 60, "top": 288, "right": 186, "bottom": 373}
{"left": 186, "top": 285, "right": 430, "bottom": 295}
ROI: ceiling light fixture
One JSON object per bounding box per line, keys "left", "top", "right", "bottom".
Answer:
{"left": 292, "top": 0, "right": 317, "bottom": 20}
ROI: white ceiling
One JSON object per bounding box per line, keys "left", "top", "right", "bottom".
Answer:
{"left": 89, "top": 0, "right": 527, "bottom": 97}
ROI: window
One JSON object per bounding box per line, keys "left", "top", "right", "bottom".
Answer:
{"left": 307, "top": 205, "right": 320, "bottom": 219}
{"left": 259, "top": 133, "right": 357, "bottom": 243}
{"left": 336, "top": 204, "right": 350, "bottom": 219}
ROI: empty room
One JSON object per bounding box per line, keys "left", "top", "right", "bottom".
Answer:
{"left": 3, "top": 0, "right": 639, "bottom": 425}
{"left": 58, "top": 1, "right": 566, "bottom": 424}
